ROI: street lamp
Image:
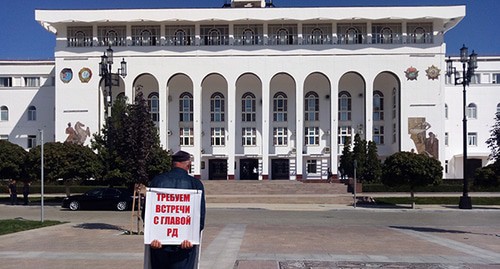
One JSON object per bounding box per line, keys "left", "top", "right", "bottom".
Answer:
{"left": 445, "top": 44, "right": 478, "bottom": 209}
{"left": 99, "top": 45, "right": 127, "bottom": 120}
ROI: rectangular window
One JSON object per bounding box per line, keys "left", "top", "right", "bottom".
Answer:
{"left": 338, "top": 126, "right": 352, "bottom": 145}
{"left": 27, "top": 135, "right": 37, "bottom": 149}
{"left": 392, "top": 123, "right": 397, "bottom": 144}
{"left": 445, "top": 132, "right": 449, "bottom": 146}
{"left": 165, "top": 25, "right": 195, "bottom": 46}
{"left": 273, "top": 127, "right": 288, "bottom": 146}
{"left": 445, "top": 160, "right": 448, "bottom": 173}
{"left": 242, "top": 127, "right": 257, "bottom": 146}
{"left": 372, "top": 23, "right": 402, "bottom": 44}
{"left": 493, "top": 73, "right": 500, "bottom": 84}
{"left": 373, "top": 125, "right": 385, "bottom": 145}
{"left": 241, "top": 98, "right": 256, "bottom": 122}
{"left": 180, "top": 128, "right": 194, "bottom": 146}
{"left": 467, "top": 132, "right": 477, "bottom": 146}
{"left": 305, "top": 127, "right": 319, "bottom": 146}
{"left": 306, "top": 160, "right": 318, "bottom": 174}
{"left": 24, "top": 77, "right": 40, "bottom": 87}
{"left": 0, "top": 77, "right": 12, "bottom": 87}
{"left": 211, "top": 127, "right": 225, "bottom": 146}
{"left": 28, "top": 109, "right": 36, "bottom": 121}
{"left": 0, "top": 134, "right": 8, "bottom": 140}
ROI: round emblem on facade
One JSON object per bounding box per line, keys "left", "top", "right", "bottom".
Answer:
{"left": 425, "top": 65, "right": 441, "bottom": 80}
{"left": 60, "top": 68, "right": 73, "bottom": 83}
{"left": 404, "top": 66, "right": 419, "bottom": 81}
{"left": 79, "top": 67, "right": 92, "bottom": 83}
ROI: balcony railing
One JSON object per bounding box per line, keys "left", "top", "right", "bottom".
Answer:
{"left": 302, "top": 34, "right": 333, "bottom": 45}
{"left": 66, "top": 33, "right": 436, "bottom": 47}
{"left": 233, "top": 34, "right": 264, "bottom": 46}
{"left": 67, "top": 37, "right": 93, "bottom": 47}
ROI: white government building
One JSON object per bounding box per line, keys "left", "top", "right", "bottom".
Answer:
{"left": 1, "top": 0, "right": 499, "bottom": 180}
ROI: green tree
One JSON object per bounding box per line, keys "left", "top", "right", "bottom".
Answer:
{"left": 473, "top": 165, "right": 499, "bottom": 188}
{"left": 25, "top": 142, "right": 101, "bottom": 195}
{"left": 486, "top": 112, "right": 500, "bottom": 173}
{"left": 382, "top": 151, "right": 442, "bottom": 208}
{"left": 92, "top": 93, "right": 170, "bottom": 187}
{"left": 0, "top": 140, "right": 27, "bottom": 180}
{"left": 364, "top": 141, "right": 382, "bottom": 182}
{"left": 352, "top": 133, "right": 367, "bottom": 181}
{"left": 339, "top": 137, "right": 353, "bottom": 178}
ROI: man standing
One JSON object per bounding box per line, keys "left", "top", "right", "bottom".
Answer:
{"left": 8, "top": 179, "right": 17, "bottom": 205}
{"left": 148, "top": 151, "right": 205, "bottom": 269}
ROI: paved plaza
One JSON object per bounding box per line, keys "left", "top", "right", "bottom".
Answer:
{"left": 0, "top": 202, "right": 499, "bottom": 269}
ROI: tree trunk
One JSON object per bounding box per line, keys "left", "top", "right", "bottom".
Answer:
{"left": 410, "top": 190, "right": 415, "bottom": 209}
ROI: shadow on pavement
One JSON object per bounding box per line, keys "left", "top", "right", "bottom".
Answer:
{"left": 74, "top": 223, "right": 124, "bottom": 231}
{"left": 390, "top": 225, "right": 500, "bottom": 237}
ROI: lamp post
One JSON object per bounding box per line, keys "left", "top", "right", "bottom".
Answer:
{"left": 99, "top": 45, "right": 127, "bottom": 121}
{"left": 446, "top": 44, "right": 478, "bottom": 209}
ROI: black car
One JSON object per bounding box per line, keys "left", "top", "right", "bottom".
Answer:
{"left": 62, "top": 188, "right": 133, "bottom": 211}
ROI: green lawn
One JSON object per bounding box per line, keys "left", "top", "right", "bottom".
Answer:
{"left": 0, "top": 219, "right": 66, "bottom": 236}
{"left": 375, "top": 197, "right": 500, "bottom": 205}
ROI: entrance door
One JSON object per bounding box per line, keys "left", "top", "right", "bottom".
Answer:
{"left": 209, "top": 159, "right": 227, "bottom": 180}
{"left": 271, "top": 159, "right": 289, "bottom": 180}
{"left": 240, "top": 159, "right": 259, "bottom": 180}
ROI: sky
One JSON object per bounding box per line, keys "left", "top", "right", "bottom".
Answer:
{"left": 0, "top": 0, "right": 498, "bottom": 60}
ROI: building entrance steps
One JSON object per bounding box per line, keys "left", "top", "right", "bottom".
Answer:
{"left": 202, "top": 181, "right": 355, "bottom": 205}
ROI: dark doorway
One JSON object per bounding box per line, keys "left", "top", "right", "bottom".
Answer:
{"left": 240, "top": 159, "right": 259, "bottom": 180}
{"left": 271, "top": 159, "right": 289, "bottom": 180}
{"left": 209, "top": 159, "right": 227, "bottom": 180}
{"left": 466, "top": 158, "right": 482, "bottom": 180}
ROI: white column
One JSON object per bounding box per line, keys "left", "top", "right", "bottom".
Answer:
{"left": 193, "top": 78, "right": 203, "bottom": 178}
{"left": 365, "top": 78, "right": 374, "bottom": 141}
{"left": 295, "top": 77, "right": 305, "bottom": 180}
{"left": 227, "top": 78, "right": 236, "bottom": 179}
{"left": 160, "top": 80, "right": 168, "bottom": 149}
{"left": 261, "top": 78, "right": 270, "bottom": 179}
{"left": 331, "top": 76, "right": 339, "bottom": 176}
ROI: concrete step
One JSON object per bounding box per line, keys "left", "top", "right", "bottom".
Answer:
{"left": 202, "top": 180, "right": 353, "bottom": 205}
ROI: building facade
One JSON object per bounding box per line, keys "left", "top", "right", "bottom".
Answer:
{"left": 1, "top": 1, "right": 498, "bottom": 180}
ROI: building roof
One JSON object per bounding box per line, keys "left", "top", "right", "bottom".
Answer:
{"left": 36, "top": 5, "right": 465, "bottom": 34}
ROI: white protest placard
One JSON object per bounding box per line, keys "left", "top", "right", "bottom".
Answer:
{"left": 144, "top": 188, "right": 202, "bottom": 245}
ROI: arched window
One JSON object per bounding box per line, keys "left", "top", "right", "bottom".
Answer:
{"left": 106, "top": 30, "right": 118, "bottom": 46}
{"left": 140, "top": 30, "right": 152, "bottom": 46}
{"left": 0, "top": 106, "right": 8, "bottom": 121}
{"left": 208, "top": 29, "right": 221, "bottom": 45}
{"left": 243, "top": 28, "right": 255, "bottom": 45}
{"left": 445, "top": 104, "right": 449, "bottom": 119}
{"left": 414, "top": 27, "right": 426, "bottom": 43}
{"left": 311, "top": 28, "right": 323, "bottom": 45}
{"left": 338, "top": 91, "right": 351, "bottom": 121}
{"left": 305, "top": 91, "right": 319, "bottom": 121}
{"left": 179, "top": 92, "right": 193, "bottom": 122}
{"left": 273, "top": 92, "right": 287, "bottom": 122}
{"left": 175, "top": 29, "right": 187, "bottom": 45}
{"left": 148, "top": 93, "right": 159, "bottom": 124}
{"left": 467, "top": 103, "right": 477, "bottom": 119}
{"left": 75, "top": 31, "right": 86, "bottom": 47}
{"left": 211, "top": 92, "right": 225, "bottom": 122}
{"left": 381, "top": 27, "right": 393, "bottom": 44}
{"left": 373, "top": 91, "right": 384, "bottom": 121}
{"left": 28, "top": 106, "right": 37, "bottom": 121}
{"left": 241, "top": 92, "right": 256, "bottom": 122}
{"left": 277, "top": 28, "right": 289, "bottom": 45}
{"left": 346, "top": 27, "right": 361, "bottom": 44}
